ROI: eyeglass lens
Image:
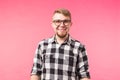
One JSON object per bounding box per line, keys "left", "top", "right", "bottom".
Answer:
{"left": 53, "top": 20, "right": 71, "bottom": 26}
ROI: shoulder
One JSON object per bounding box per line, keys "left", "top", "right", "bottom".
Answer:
{"left": 71, "top": 37, "right": 84, "bottom": 47}
{"left": 71, "top": 38, "right": 86, "bottom": 51}
{"left": 38, "top": 37, "right": 53, "bottom": 46}
{"left": 36, "top": 37, "right": 53, "bottom": 51}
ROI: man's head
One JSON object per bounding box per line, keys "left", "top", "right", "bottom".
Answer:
{"left": 52, "top": 8, "right": 72, "bottom": 38}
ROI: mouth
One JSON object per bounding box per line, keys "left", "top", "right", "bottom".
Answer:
{"left": 57, "top": 27, "right": 67, "bottom": 31}
{"left": 59, "top": 28, "right": 66, "bottom": 30}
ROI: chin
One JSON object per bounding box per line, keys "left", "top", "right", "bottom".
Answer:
{"left": 56, "top": 33, "right": 68, "bottom": 38}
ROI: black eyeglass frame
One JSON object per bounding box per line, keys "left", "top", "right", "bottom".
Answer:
{"left": 52, "top": 19, "right": 71, "bottom": 26}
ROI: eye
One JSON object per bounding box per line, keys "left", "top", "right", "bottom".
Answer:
{"left": 53, "top": 20, "right": 61, "bottom": 23}
{"left": 52, "top": 19, "right": 71, "bottom": 26}
{"left": 64, "top": 20, "right": 71, "bottom": 23}
{"left": 55, "top": 20, "right": 61, "bottom": 23}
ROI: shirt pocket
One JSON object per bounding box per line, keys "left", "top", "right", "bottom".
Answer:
{"left": 64, "top": 55, "right": 77, "bottom": 72}
{"left": 44, "top": 54, "right": 54, "bottom": 63}
{"left": 43, "top": 54, "right": 55, "bottom": 69}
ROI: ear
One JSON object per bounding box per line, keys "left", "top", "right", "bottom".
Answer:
{"left": 70, "top": 22, "right": 72, "bottom": 27}
{"left": 51, "top": 21, "right": 54, "bottom": 28}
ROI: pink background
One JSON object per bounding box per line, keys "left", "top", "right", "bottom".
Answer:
{"left": 0, "top": 0, "right": 120, "bottom": 80}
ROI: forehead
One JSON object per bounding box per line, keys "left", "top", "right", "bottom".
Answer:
{"left": 52, "top": 13, "right": 70, "bottom": 20}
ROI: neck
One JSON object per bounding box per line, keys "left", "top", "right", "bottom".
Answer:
{"left": 55, "top": 34, "right": 68, "bottom": 44}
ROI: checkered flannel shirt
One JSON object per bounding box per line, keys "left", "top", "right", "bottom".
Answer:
{"left": 31, "top": 35, "right": 90, "bottom": 80}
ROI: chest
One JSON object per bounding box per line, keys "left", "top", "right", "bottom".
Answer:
{"left": 41, "top": 43, "right": 79, "bottom": 59}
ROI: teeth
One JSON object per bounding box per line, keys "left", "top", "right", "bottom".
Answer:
{"left": 59, "top": 28, "right": 66, "bottom": 30}
{"left": 57, "top": 29, "right": 64, "bottom": 30}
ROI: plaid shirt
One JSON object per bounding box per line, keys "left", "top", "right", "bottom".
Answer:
{"left": 31, "top": 35, "right": 90, "bottom": 80}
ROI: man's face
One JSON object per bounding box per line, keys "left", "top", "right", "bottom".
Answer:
{"left": 52, "top": 13, "right": 72, "bottom": 38}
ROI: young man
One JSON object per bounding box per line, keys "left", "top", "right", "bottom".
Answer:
{"left": 31, "top": 8, "right": 90, "bottom": 80}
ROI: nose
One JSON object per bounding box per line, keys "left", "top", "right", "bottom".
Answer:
{"left": 60, "top": 22, "right": 65, "bottom": 26}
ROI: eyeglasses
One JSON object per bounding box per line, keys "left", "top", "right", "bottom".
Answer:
{"left": 52, "top": 19, "right": 71, "bottom": 26}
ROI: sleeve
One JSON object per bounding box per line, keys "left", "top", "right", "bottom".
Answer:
{"left": 31, "top": 44, "right": 43, "bottom": 76}
{"left": 76, "top": 45, "right": 90, "bottom": 79}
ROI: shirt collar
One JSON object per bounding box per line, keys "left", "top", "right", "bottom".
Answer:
{"left": 49, "top": 34, "right": 75, "bottom": 45}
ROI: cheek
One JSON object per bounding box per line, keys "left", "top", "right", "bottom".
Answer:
{"left": 52, "top": 24, "right": 56, "bottom": 29}
{"left": 67, "top": 26, "right": 71, "bottom": 30}
{"left": 52, "top": 26, "right": 58, "bottom": 32}
{"left": 52, "top": 25, "right": 59, "bottom": 30}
